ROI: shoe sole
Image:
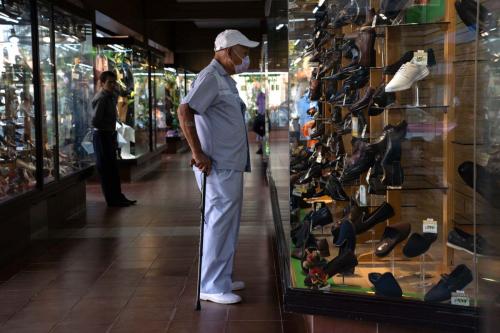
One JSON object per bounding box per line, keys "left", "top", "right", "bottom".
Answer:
{"left": 385, "top": 67, "right": 430, "bottom": 92}
{"left": 200, "top": 295, "right": 242, "bottom": 304}
{"left": 446, "top": 242, "right": 485, "bottom": 257}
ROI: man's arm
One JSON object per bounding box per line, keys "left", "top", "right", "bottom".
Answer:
{"left": 177, "top": 103, "right": 212, "bottom": 175}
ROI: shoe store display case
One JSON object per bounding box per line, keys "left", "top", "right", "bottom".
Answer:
{"left": 150, "top": 50, "right": 180, "bottom": 150}
{"left": 94, "top": 35, "right": 151, "bottom": 160}
{"left": 0, "top": 0, "right": 95, "bottom": 264}
{"left": 269, "top": 1, "right": 500, "bottom": 332}
{"left": 94, "top": 35, "right": 169, "bottom": 181}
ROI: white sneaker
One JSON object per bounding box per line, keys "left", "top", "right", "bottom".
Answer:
{"left": 385, "top": 62, "right": 430, "bottom": 92}
{"left": 231, "top": 281, "right": 245, "bottom": 291}
{"left": 200, "top": 292, "right": 242, "bottom": 304}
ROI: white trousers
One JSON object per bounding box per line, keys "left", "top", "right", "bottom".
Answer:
{"left": 193, "top": 167, "right": 244, "bottom": 294}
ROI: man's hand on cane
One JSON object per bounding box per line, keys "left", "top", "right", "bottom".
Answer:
{"left": 191, "top": 151, "right": 212, "bottom": 175}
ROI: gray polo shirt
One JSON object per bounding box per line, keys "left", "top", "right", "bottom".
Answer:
{"left": 182, "top": 59, "right": 250, "bottom": 172}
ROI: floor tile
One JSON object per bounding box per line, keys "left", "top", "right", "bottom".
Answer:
{"left": 167, "top": 321, "right": 226, "bottom": 333}
{"left": 225, "top": 321, "right": 282, "bottom": 333}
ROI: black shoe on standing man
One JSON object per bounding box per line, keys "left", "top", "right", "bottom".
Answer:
{"left": 91, "top": 71, "right": 136, "bottom": 207}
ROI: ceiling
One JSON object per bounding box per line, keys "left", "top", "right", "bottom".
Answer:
{"left": 143, "top": 0, "right": 287, "bottom": 72}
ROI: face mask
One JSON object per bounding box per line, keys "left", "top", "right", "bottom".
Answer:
{"left": 230, "top": 49, "right": 250, "bottom": 74}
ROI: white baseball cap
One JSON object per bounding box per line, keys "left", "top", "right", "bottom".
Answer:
{"left": 214, "top": 29, "right": 259, "bottom": 51}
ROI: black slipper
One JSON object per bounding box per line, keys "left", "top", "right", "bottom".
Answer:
{"left": 368, "top": 272, "right": 403, "bottom": 297}
{"left": 375, "top": 223, "right": 411, "bottom": 257}
{"left": 403, "top": 232, "right": 437, "bottom": 258}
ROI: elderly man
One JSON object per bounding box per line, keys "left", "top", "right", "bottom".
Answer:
{"left": 177, "top": 30, "right": 259, "bottom": 304}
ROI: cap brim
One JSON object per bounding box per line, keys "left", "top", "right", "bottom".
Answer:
{"left": 239, "top": 40, "right": 260, "bottom": 48}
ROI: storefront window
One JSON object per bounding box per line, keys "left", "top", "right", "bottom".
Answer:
{"left": 95, "top": 42, "right": 150, "bottom": 159}
{"left": 53, "top": 7, "right": 94, "bottom": 177}
{"left": 273, "top": 0, "right": 498, "bottom": 327}
{"left": 38, "top": 1, "right": 55, "bottom": 183}
{"left": 0, "top": 0, "right": 35, "bottom": 201}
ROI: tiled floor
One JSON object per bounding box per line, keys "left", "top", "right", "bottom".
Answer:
{"left": 0, "top": 146, "right": 307, "bottom": 333}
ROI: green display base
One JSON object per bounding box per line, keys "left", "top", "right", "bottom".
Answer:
{"left": 290, "top": 257, "right": 423, "bottom": 300}
{"left": 405, "top": 0, "right": 445, "bottom": 24}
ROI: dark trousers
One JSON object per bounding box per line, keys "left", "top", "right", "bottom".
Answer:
{"left": 93, "top": 130, "right": 123, "bottom": 204}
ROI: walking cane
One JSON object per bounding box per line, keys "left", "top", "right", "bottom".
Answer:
{"left": 195, "top": 172, "right": 207, "bottom": 311}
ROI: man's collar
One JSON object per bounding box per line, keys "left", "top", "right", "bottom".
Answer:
{"left": 211, "top": 59, "right": 229, "bottom": 76}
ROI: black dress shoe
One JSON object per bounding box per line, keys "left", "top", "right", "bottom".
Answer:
{"left": 375, "top": 222, "right": 411, "bottom": 257}
{"left": 369, "top": 83, "right": 395, "bottom": 116}
{"left": 369, "top": 272, "right": 403, "bottom": 298}
{"left": 424, "top": 265, "right": 473, "bottom": 302}
{"left": 447, "top": 227, "right": 492, "bottom": 256}
{"left": 349, "top": 87, "right": 375, "bottom": 113}
{"left": 353, "top": 201, "right": 395, "bottom": 234}
{"left": 325, "top": 250, "right": 358, "bottom": 277}
{"left": 380, "top": 0, "right": 412, "bottom": 21}
{"left": 310, "top": 206, "right": 333, "bottom": 228}
{"left": 325, "top": 175, "right": 349, "bottom": 201}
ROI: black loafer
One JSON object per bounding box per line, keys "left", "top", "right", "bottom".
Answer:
{"left": 310, "top": 206, "right": 333, "bottom": 228}
{"left": 424, "top": 264, "right": 473, "bottom": 302}
{"left": 325, "top": 250, "right": 358, "bottom": 277}
{"left": 335, "top": 220, "right": 356, "bottom": 254}
{"left": 375, "top": 223, "right": 411, "bottom": 257}
{"left": 403, "top": 232, "right": 437, "bottom": 258}
{"left": 369, "top": 272, "right": 403, "bottom": 298}
{"left": 447, "top": 227, "right": 491, "bottom": 256}
{"left": 353, "top": 201, "right": 395, "bottom": 235}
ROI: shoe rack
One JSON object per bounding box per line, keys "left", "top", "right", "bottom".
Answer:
{"left": 300, "top": 0, "right": 482, "bottom": 295}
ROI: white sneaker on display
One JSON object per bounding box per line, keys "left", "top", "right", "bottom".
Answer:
{"left": 231, "top": 281, "right": 245, "bottom": 291}
{"left": 385, "top": 62, "right": 430, "bottom": 92}
{"left": 200, "top": 292, "right": 242, "bottom": 304}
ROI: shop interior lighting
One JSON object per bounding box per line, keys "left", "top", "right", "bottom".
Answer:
{"left": 0, "top": 12, "right": 18, "bottom": 23}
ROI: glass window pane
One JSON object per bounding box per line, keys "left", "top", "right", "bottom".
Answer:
{"left": 54, "top": 8, "right": 94, "bottom": 177}
{"left": 38, "top": 2, "right": 56, "bottom": 183}
{"left": 0, "top": 0, "right": 36, "bottom": 202}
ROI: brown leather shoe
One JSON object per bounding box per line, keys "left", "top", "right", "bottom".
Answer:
{"left": 355, "top": 28, "right": 376, "bottom": 67}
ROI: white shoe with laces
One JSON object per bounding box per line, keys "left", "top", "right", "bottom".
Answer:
{"left": 200, "top": 292, "right": 242, "bottom": 304}
{"left": 385, "top": 62, "right": 430, "bottom": 92}
{"left": 231, "top": 281, "right": 245, "bottom": 291}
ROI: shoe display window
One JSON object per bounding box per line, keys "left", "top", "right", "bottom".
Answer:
{"left": 272, "top": 0, "right": 500, "bottom": 330}
{"left": 94, "top": 37, "right": 150, "bottom": 160}
{"left": 0, "top": 0, "right": 36, "bottom": 202}
{"left": 52, "top": 5, "right": 94, "bottom": 178}
{"left": 150, "top": 51, "right": 179, "bottom": 150}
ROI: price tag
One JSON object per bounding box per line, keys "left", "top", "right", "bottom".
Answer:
{"left": 412, "top": 50, "right": 428, "bottom": 66}
{"left": 72, "top": 72, "right": 81, "bottom": 80}
{"left": 292, "top": 188, "right": 303, "bottom": 197}
{"left": 371, "top": 14, "right": 377, "bottom": 28}
{"left": 352, "top": 116, "right": 359, "bottom": 137}
{"left": 359, "top": 185, "right": 367, "bottom": 206}
{"left": 451, "top": 291, "right": 470, "bottom": 307}
{"left": 423, "top": 218, "right": 438, "bottom": 234}
{"left": 316, "top": 152, "right": 323, "bottom": 164}
{"left": 296, "top": 184, "right": 308, "bottom": 193}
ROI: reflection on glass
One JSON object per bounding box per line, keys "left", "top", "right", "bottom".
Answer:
{"left": 154, "top": 64, "right": 179, "bottom": 148}
{"left": 54, "top": 8, "right": 94, "bottom": 177}
{"left": 0, "top": 0, "right": 36, "bottom": 201}
{"left": 38, "top": 2, "right": 56, "bottom": 182}
{"left": 95, "top": 44, "right": 149, "bottom": 159}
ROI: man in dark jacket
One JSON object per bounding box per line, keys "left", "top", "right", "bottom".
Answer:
{"left": 92, "top": 71, "right": 136, "bottom": 207}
